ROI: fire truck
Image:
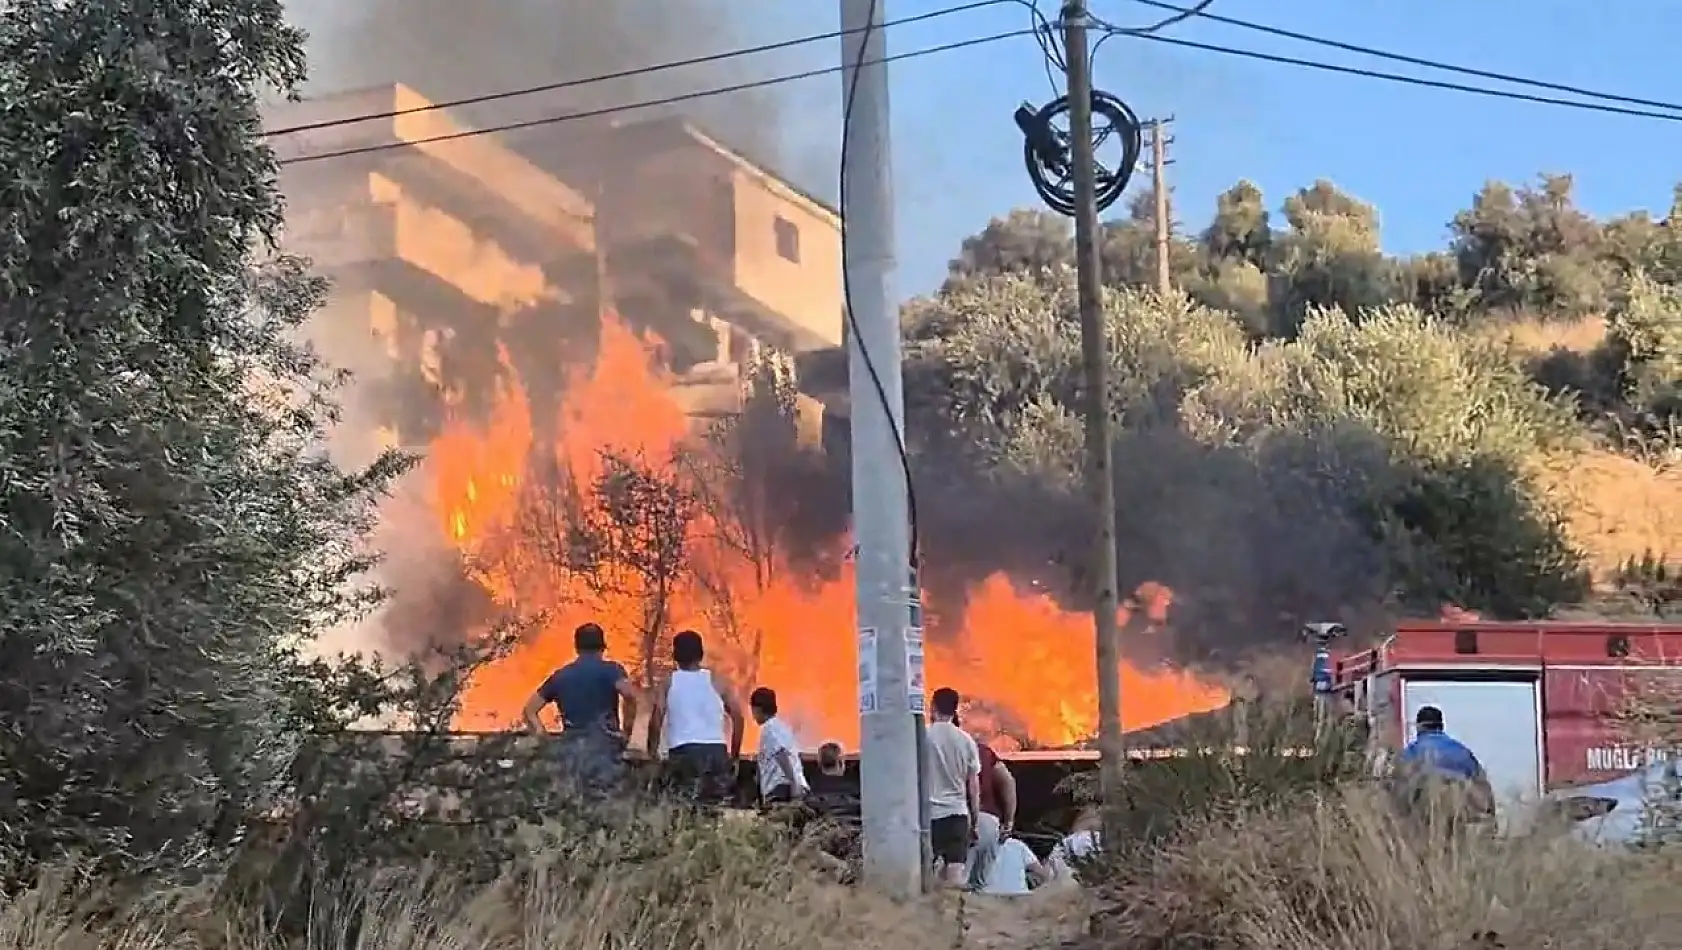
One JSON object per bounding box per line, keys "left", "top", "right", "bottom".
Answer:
{"left": 1329, "top": 619, "right": 1682, "bottom": 805}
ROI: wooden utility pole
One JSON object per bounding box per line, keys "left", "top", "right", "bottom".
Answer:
{"left": 1147, "top": 117, "right": 1176, "bottom": 297}
{"left": 1060, "top": 0, "right": 1126, "bottom": 817}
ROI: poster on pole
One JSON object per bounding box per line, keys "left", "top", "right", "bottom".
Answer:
{"left": 857, "top": 627, "right": 879, "bottom": 714}
{"left": 906, "top": 626, "right": 926, "bottom": 714}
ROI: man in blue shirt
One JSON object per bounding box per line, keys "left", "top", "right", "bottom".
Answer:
{"left": 521, "top": 623, "right": 644, "bottom": 793}
{"left": 523, "top": 622, "right": 641, "bottom": 736}
{"left": 1393, "top": 705, "right": 1495, "bottom": 821}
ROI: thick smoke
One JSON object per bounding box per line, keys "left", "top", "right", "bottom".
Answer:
{"left": 285, "top": 0, "right": 836, "bottom": 192}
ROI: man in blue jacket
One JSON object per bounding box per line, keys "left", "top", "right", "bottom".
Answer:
{"left": 1393, "top": 705, "right": 1495, "bottom": 823}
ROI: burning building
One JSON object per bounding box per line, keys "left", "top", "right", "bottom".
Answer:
{"left": 265, "top": 84, "right": 1230, "bottom": 749}
{"left": 268, "top": 83, "right": 835, "bottom": 449}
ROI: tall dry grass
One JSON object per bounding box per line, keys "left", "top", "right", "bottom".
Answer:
{"left": 0, "top": 807, "right": 945, "bottom": 950}
{"left": 1100, "top": 784, "right": 1682, "bottom": 950}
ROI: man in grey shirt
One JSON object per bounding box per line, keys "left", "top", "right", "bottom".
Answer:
{"left": 924, "top": 687, "right": 981, "bottom": 888}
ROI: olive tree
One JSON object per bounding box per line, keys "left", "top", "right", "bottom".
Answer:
{"left": 0, "top": 0, "right": 406, "bottom": 884}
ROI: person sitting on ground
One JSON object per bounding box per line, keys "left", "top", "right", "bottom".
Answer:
{"left": 976, "top": 835, "right": 1050, "bottom": 896}
{"left": 967, "top": 735, "right": 1018, "bottom": 890}
{"left": 925, "top": 686, "right": 982, "bottom": 890}
{"left": 750, "top": 686, "right": 808, "bottom": 804}
{"left": 805, "top": 741, "right": 859, "bottom": 819}
{"left": 647, "top": 630, "right": 746, "bottom": 805}
{"left": 1047, "top": 807, "right": 1103, "bottom": 879}
{"left": 814, "top": 742, "right": 846, "bottom": 784}
{"left": 521, "top": 622, "right": 643, "bottom": 794}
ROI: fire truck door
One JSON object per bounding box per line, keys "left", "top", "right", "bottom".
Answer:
{"left": 1401, "top": 679, "right": 1543, "bottom": 816}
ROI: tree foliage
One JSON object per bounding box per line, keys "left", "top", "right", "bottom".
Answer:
{"left": 0, "top": 0, "right": 409, "bottom": 886}
{"left": 905, "top": 269, "right": 1588, "bottom": 656}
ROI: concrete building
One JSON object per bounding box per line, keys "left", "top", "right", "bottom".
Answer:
{"left": 265, "top": 84, "right": 841, "bottom": 448}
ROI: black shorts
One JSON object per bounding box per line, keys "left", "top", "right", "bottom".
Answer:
{"left": 930, "top": 814, "right": 970, "bottom": 865}
{"left": 666, "top": 742, "right": 734, "bottom": 804}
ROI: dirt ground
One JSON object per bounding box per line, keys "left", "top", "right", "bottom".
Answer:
{"left": 871, "top": 879, "right": 1094, "bottom": 950}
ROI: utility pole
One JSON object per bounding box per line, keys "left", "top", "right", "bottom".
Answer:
{"left": 840, "top": 0, "right": 924, "bottom": 901}
{"left": 1147, "top": 117, "right": 1176, "bottom": 297}
{"left": 1060, "top": 0, "right": 1127, "bottom": 814}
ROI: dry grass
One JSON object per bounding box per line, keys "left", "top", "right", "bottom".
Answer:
{"left": 1098, "top": 784, "right": 1682, "bottom": 950}
{"left": 1534, "top": 449, "right": 1682, "bottom": 575}
{"left": 0, "top": 808, "right": 999, "bottom": 950}
{"left": 7, "top": 764, "right": 1681, "bottom": 950}
{"left": 1482, "top": 313, "right": 1609, "bottom": 358}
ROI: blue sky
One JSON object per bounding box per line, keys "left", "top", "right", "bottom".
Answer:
{"left": 758, "top": 0, "right": 1682, "bottom": 299}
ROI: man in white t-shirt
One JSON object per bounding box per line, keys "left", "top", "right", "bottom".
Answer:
{"left": 924, "top": 687, "right": 981, "bottom": 888}
{"left": 749, "top": 687, "right": 808, "bottom": 803}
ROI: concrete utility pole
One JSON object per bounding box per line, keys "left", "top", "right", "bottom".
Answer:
{"left": 1147, "top": 117, "right": 1176, "bottom": 297}
{"left": 1060, "top": 0, "right": 1127, "bottom": 811}
{"left": 840, "top": 0, "right": 924, "bottom": 900}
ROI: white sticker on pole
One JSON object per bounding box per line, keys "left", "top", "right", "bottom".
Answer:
{"left": 906, "top": 627, "right": 926, "bottom": 714}
{"left": 857, "top": 627, "right": 879, "bottom": 714}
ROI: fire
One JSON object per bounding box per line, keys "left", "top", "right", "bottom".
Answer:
{"left": 433, "top": 315, "right": 1229, "bottom": 747}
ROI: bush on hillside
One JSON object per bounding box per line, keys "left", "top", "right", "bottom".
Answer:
{"left": 905, "top": 277, "right": 1587, "bottom": 656}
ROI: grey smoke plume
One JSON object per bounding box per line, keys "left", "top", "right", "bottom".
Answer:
{"left": 285, "top": 0, "right": 838, "bottom": 194}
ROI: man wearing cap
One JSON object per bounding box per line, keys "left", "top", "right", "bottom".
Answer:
{"left": 522, "top": 622, "right": 644, "bottom": 793}
{"left": 1392, "top": 705, "right": 1495, "bottom": 825}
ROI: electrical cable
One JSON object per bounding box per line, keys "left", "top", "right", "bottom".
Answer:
{"left": 1109, "top": 28, "right": 1682, "bottom": 124}
{"left": 1112, "top": 0, "right": 1682, "bottom": 115}
{"left": 276, "top": 17, "right": 1682, "bottom": 170}
{"left": 277, "top": 29, "right": 1035, "bottom": 166}
{"left": 264, "top": 0, "right": 1017, "bottom": 139}
{"left": 838, "top": 0, "right": 922, "bottom": 573}
{"left": 1025, "top": 0, "right": 1066, "bottom": 94}
{"left": 1117, "top": 0, "right": 1217, "bottom": 37}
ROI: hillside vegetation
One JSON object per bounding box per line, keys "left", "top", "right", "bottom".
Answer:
{"left": 905, "top": 179, "right": 1682, "bottom": 655}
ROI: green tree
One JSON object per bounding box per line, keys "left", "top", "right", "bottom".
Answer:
{"left": 945, "top": 208, "right": 1072, "bottom": 287}
{"left": 1202, "top": 180, "right": 1272, "bottom": 270}
{"left": 1451, "top": 174, "right": 1612, "bottom": 320}
{"left": 902, "top": 274, "right": 1585, "bottom": 653}
{"left": 0, "top": 0, "right": 406, "bottom": 884}
{"left": 1266, "top": 181, "right": 1397, "bottom": 335}
{"left": 1606, "top": 271, "right": 1682, "bottom": 421}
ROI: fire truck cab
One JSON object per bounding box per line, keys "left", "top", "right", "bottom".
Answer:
{"left": 1331, "top": 620, "right": 1682, "bottom": 817}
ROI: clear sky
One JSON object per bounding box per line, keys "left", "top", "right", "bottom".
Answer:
{"left": 768, "top": 0, "right": 1682, "bottom": 298}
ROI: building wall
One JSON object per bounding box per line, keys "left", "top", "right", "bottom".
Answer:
{"left": 286, "top": 172, "right": 565, "bottom": 315}
{"left": 728, "top": 167, "right": 843, "bottom": 352}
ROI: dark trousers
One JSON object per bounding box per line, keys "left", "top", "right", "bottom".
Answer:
{"left": 554, "top": 727, "right": 627, "bottom": 797}
{"left": 665, "top": 742, "right": 734, "bottom": 804}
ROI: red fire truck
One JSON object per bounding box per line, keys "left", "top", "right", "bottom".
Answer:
{"left": 1330, "top": 619, "right": 1682, "bottom": 803}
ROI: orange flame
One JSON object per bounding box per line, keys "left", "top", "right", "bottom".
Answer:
{"left": 436, "top": 315, "right": 1229, "bottom": 747}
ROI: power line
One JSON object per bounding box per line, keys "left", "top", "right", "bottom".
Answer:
{"left": 277, "top": 14, "right": 1682, "bottom": 169}
{"left": 1112, "top": 0, "right": 1682, "bottom": 115}
{"left": 265, "top": 0, "right": 1014, "bottom": 139}
{"left": 277, "top": 29, "right": 1034, "bottom": 166}
{"left": 1114, "top": 28, "right": 1682, "bottom": 124}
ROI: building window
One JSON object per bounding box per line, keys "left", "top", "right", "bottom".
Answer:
{"left": 773, "top": 215, "right": 800, "bottom": 263}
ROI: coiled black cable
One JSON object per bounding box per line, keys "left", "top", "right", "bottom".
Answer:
{"left": 1016, "top": 90, "right": 1143, "bottom": 217}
